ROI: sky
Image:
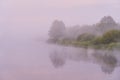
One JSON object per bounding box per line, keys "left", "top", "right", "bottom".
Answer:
{"left": 0, "top": 0, "right": 120, "bottom": 37}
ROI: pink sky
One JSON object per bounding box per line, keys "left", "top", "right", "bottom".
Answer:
{"left": 0, "top": 0, "right": 120, "bottom": 36}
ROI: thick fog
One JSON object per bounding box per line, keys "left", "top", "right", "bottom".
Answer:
{"left": 0, "top": 0, "right": 120, "bottom": 39}
{"left": 49, "top": 46, "right": 120, "bottom": 80}
{"left": 0, "top": 0, "right": 120, "bottom": 43}
{"left": 0, "top": 0, "right": 120, "bottom": 80}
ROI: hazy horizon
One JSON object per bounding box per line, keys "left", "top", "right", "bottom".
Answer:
{"left": 0, "top": 0, "right": 120, "bottom": 39}
{"left": 0, "top": 0, "right": 120, "bottom": 80}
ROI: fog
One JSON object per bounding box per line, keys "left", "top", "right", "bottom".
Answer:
{"left": 50, "top": 46, "right": 120, "bottom": 80}
{"left": 0, "top": 0, "right": 120, "bottom": 80}
{"left": 1, "top": 0, "right": 120, "bottom": 41}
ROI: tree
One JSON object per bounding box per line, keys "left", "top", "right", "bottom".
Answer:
{"left": 48, "top": 20, "right": 66, "bottom": 42}
{"left": 95, "top": 16, "right": 118, "bottom": 35}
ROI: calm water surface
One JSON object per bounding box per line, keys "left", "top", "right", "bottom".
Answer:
{"left": 0, "top": 36, "right": 119, "bottom": 80}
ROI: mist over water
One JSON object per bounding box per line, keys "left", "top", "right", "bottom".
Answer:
{"left": 0, "top": 0, "right": 120, "bottom": 80}
{"left": 0, "top": 19, "right": 119, "bottom": 80}
{"left": 0, "top": 29, "right": 117, "bottom": 80}
{"left": 50, "top": 45, "right": 120, "bottom": 80}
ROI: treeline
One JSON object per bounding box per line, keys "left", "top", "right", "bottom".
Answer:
{"left": 71, "top": 30, "right": 120, "bottom": 49}
{"left": 48, "top": 16, "right": 120, "bottom": 49}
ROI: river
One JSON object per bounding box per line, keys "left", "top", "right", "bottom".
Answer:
{"left": 0, "top": 35, "right": 119, "bottom": 80}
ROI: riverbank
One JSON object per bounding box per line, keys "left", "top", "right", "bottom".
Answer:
{"left": 55, "top": 40, "right": 120, "bottom": 50}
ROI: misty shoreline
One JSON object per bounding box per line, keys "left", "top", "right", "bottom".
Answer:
{"left": 48, "top": 16, "right": 120, "bottom": 50}
{"left": 49, "top": 43, "right": 120, "bottom": 74}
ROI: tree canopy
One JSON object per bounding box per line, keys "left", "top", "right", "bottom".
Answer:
{"left": 48, "top": 20, "right": 66, "bottom": 42}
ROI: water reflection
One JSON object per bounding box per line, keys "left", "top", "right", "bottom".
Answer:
{"left": 50, "top": 46, "right": 119, "bottom": 74}
{"left": 0, "top": 37, "right": 119, "bottom": 80}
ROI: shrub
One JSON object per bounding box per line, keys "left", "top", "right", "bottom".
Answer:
{"left": 102, "top": 30, "right": 120, "bottom": 44}
{"left": 92, "top": 30, "right": 120, "bottom": 45}
{"left": 77, "top": 33, "right": 95, "bottom": 42}
{"left": 92, "top": 37, "right": 103, "bottom": 45}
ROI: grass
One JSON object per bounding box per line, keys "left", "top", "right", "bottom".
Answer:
{"left": 57, "top": 40, "right": 120, "bottom": 50}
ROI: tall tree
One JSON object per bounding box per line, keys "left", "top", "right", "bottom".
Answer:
{"left": 49, "top": 20, "right": 66, "bottom": 41}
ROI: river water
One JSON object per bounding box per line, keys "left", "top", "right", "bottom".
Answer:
{"left": 0, "top": 35, "right": 119, "bottom": 80}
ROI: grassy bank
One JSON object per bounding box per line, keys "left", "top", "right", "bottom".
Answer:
{"left": 49, "top": 29, "right": 120, "bottom": 50}
{"left": 57, "top": 40, "right": 120, "bottom": 50}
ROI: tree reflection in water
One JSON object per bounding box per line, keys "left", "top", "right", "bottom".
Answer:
{"left": 49, "top": 46, "right": 119, "bottom": 74}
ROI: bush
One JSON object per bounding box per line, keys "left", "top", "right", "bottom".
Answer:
{"left": 92, "top": 30, "right": 120, "bottom": 45}
{"left": 92, "top": 37, "right": 103, "bottom": 45}
{"left": 102, "top": 30, "right": 120, "bottom": 44}
{"left": 77, "top": 33, "right": 95, "bottom": 42}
